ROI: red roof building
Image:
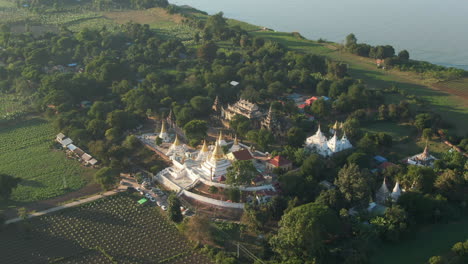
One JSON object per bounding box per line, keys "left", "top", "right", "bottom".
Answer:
{"left": 378, "top": 162, "right": 397, "bottom": 170}
{"left": 227, "top": 149, "right": 254, "bottom": 161}
{"left": 267, "top": 155, "right": 293, "bottom": 171}
{"left": 305, "top": 96, "right": 318, "bottom": 105}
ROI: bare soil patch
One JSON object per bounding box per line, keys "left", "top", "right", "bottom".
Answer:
{"left": 103, "top": 7, "right": 184, "bottom": 25}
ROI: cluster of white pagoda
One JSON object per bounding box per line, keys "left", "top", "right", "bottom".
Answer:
{"left": 161, "top": 128, "right": 242, "bottom": 182}
{"left": 376, "top": 178, "right": 402, "bottom": 203}
{"left": 305, "top": 124, "right": 353, "bottom": 157}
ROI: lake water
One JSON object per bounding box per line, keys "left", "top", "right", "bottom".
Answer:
{"left": 171, "top": 0, "right": 468, "bottom": 70}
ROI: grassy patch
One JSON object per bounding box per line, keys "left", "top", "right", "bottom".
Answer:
{"left": 0, "top": 118, "right": 94, "bottom": 204}
{"left": 370, "top": 217, "right": 468, "bottom": 264}
{"left": 227, "top": 19, "right": 260, "bottom": 32}
{"left": 0, "top": 193, "right": 212, "bottom": 264}
{"left": 251, "top": 30, "right": 334, "bottom": 55}
{"left": 362, "top": 122, "right": 414, "bottom": 141}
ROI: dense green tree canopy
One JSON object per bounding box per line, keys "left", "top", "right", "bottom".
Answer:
{"left": 0, "top": 174, "right": 21, "bottom": 200}
{"left": 270, "top": 202, "right": 342, "bottom": 262}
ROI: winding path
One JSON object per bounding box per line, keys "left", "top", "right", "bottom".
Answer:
{"left": 5, "top": 189, "right": 123, "bottom": 225}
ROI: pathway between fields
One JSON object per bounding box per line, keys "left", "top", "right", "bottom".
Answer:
{"left": 5, "top": 189, "right": 123, "bottom": 225}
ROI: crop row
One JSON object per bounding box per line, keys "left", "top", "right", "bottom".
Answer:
{"left": 0, "top": 193, "right": 212, "bottom": 263}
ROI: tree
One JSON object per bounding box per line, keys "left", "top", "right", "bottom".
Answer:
{"left": 334, "top": 164, "right": 371, "bottom": 208}
{"left": 434, "top": 169, "right": 467, "bottom": 203}
{"left": 183, "top": 120, "right": 208, "bottom": 142}
{"left": 226, "top": 160, "right": 257, "bottom": 186}
{"left": 414, "top": 113, "right": 434, "bottom": 131}
{"left": 315, "top": 189, "right": 346, "bottom": 211}
{"left": 197, "top": 41, "right": 218, "bottom": 61}
{"left": 400, "top": 166, "right": 436, "bottom": 194}
{"left": 229, "top": 115, "right": 251, "bottom": 137}
{"left": 190, "top": 96, "right": 212, "bottom": 116}
{"left": 311, "top": 98, "right": 331, "bottom": 119}
{"left": 168, "top": 193, "right": 183, "bottom": 223}
{"left": 0, "top": 174, "right": 21, "bottom": 201}
{"left": 347, "top": 152, "right": 370, "bottom": 168}
{"left": 241, "top": 204, "right": 268, "bottom": 233}
{"left": 94, "top": 167, "right": 118, "bottom": 190}
{"left": 370, "top": 205, "right": 408, "bottom": 242}
{"left": 378, "top": 104, "right": 388, "bottom": 120}
{"left": 422, "top": 128, "right": 433, "bottom": 140}
{"left": 270, "top": 202, "right": 342, "bottom": 262}
{"left": 250, "top": 129, "right": 274, "bottom": 151}
{"left": 398, "top": 50, "right": 410, "bottom": 61}
{"left": 184, "top": 215, "right": 214, "bottom": 244}
{"left": 287, "top": 127, "right": 306, "bottom": 147}
{"left": 357, "top": 133, "right": 378, "bottom": 154}
{"left": 227, "top": 188, "right": 241, "bottom": 202}
{"left": 316, "top": 80, "right": 330, "bottom": 96}
{"left": 301, "top": 154, "right": 325, "bottom": 182}
{"left": 345, "top": 33, "right": 357, "bottom": 48}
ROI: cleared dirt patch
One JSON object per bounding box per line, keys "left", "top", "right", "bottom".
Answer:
{"left": 103, "top": 7, "right": 184, "bottom": 25}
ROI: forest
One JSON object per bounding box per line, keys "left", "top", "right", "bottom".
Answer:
{"left": 0, "top": 6, "right": 467, "bottom": 264}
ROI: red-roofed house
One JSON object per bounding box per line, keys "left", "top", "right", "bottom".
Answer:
{"left": 378, "top": 162, "right": 397, "bottom": 171}
{"left": 227, "top": 149, "right": 254, "bottom": 161}
{"left": 267, "top": 155, "right": 293, "bottom": 171}
{"left": 305, "top": 96, "right": 318, "bottom": 105}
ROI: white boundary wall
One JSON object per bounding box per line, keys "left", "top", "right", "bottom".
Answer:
{"left": 182, "top": 190, "right": 244, "bottom": 209}
{"left": 186, "top": 169, "right": 274, "bottom": 191}
{"left": 154, "top": 173, "right": 182, "bottom": 192}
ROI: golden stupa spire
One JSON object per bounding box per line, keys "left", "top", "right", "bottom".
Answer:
{"left": 173, "top": 134, "right": 180, "bottom": 146}
{"left": 200, "top": 140, "right": 208, "bottom": 152}
{"left": 218, "top": 130, "right": 223, "bottom": 144}
{"left": 160, "top": 120, "right": 166, "bottom": 134}
{"left": 332, "top": 120, "right": 339, "bottom": 130}
{"left": 422, "top": 140, "right": 430, "bottom": 158}
{"left": 211, "top": 141, "right": 224, "bottom": 160}
{"left": 233, "top": 134, "right": 239, "bottom": 145}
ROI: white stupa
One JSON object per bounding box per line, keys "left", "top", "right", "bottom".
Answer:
{"left": 200, "top": 140, "right": 231, "bottom": 181}
{"left": 391, "top": 181, "right": 402, "bottom": 202}
{"left": 376, "top": 178, "right": 390, "bottom": 204}
{"left": 229, "top": 135, "right": 242, "bottom": 153}
{"left": 305, "top": 125, "right": 352, "bottom": 157}
{"left": 196, "top": 140, "right": 211, "bottom": 161}
{"left": 166, "top": 134, "right": 186, "bottom": 159}
{"left": 217, "top": 131, "right": 228, "bottom": 146}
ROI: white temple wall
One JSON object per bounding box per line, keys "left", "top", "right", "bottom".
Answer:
{"left": 198, "top": 177, "right": 274, "bottom": 191}
{"left": 181, "top": 190, "right": 244, "bottom": 209}
{"left": 154, "top": 173, "right": 182, "bottom": 192}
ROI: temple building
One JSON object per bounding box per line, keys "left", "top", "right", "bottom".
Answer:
{"left": 260, "top": 105, "right": 286, "bottom": 137}
{"left": 198, "top": 140, "right": 232, "bottom": 181}
{"left": 222, "top": 99, "right": 264, "bottom": 120}
{"left": 305, "top": 125, "right": 352, "bottom": 157}
{"left": 406, "top": 143, "right": 438, "bottom": 167}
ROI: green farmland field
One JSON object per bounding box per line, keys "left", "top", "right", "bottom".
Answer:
{"left": 370, "top": 217, "right": 468, "bottom": 264}
{"left": 0, "top": 118, "right": 93, "bottom": 204}
{"left": 0, "top": 193, "right": 213, "bottom": 264}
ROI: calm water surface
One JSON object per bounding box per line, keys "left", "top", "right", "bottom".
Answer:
{"left": 172, "top": 0, "right": 468, "bottom": 70}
